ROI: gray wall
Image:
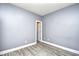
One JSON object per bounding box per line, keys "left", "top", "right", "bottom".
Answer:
{"left": 42, "top": 4, "right": 79, "bottom": 51}
{"left": 1, "top": 3, "right": 79, "bottom": 52}
{"left": 0, "top": 4, "right": 40, "bottom": 51}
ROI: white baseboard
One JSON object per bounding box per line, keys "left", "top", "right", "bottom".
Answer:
{"left": 1, "top": 40, "right": 79, "bottom": 55}
{"left": 0, "top": 42, "right": 37, "bottom": 55}
{"left": 40, "top": 40, "right": 79, "bottom": 55}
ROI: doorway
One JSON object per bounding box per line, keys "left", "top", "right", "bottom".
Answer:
{"left": 35, "top": 20, "right": 42, "bottom": 43}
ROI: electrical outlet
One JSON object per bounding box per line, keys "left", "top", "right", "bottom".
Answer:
{"left": 24, "top": 40, "right": 27, "bottom": 43}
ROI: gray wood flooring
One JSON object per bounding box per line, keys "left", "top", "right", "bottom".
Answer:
{"left": 2, "top": 41, "right": 79, "bottom": 56}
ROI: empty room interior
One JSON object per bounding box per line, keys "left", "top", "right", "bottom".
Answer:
{"left": 0, "top": 3, "right": 79, "bottom": 56}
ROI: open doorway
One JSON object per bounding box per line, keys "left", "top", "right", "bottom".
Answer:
{"left": 35, "top": 20, "right": 42, "bottom": 43}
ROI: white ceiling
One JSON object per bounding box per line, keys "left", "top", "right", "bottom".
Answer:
{"left": 12, "top": 3, "right": 74, "bottom": 16}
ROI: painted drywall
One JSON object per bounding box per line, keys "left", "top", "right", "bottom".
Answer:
{"left": 0, "top": 3, "right": 41, "bottom": 51}
{"left": 42, "top": 4, "right": 79, "bottom": 51}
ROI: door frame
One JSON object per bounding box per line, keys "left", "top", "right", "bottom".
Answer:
{"left": 35, "top": 20, "right": 42, "bottom": 43}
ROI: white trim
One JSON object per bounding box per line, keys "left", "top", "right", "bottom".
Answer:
{"left": 0, "top": 42, "right": 36, "bottom": 55}
{"left": 41, "top": 21, "right": 43, "bottom": 41}
{"left": 35, "top": 21, "right": 37, "bottom": 43}
{"left": 40, "top": 40, "right": 79, "bottom": 55}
